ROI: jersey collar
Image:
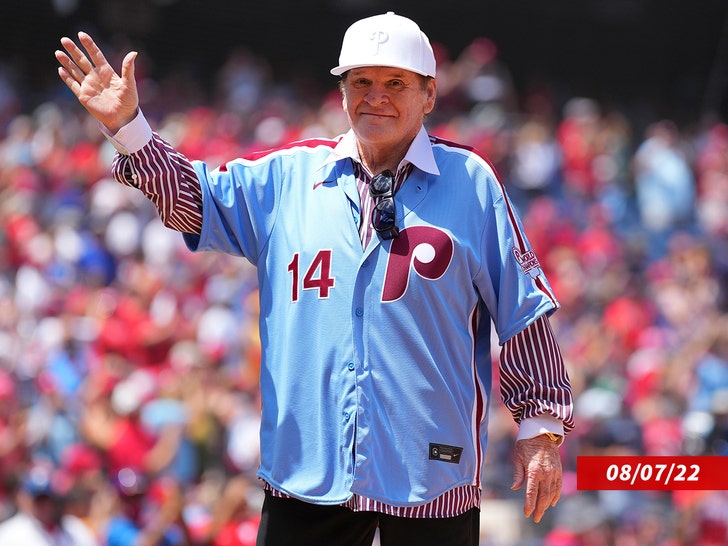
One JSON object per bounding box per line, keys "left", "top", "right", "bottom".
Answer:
{"left": 320, "top": 126, "right": 440, "bottom": 176}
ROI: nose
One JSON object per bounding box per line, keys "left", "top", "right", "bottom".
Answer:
{"left": 364, "top": 83, "right": 389, "bottom": 106}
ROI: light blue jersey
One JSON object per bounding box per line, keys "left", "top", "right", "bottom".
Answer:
{"left": 183, "top": 126, "right": 558, "bottom": 506}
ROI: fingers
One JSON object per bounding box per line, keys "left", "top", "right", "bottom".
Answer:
{"left": 55, "top": 53, "right": 82, "bottom": 96}
{"left": 522, "top": 468, "right": 540, "bottom": 519}
{"left": 55, "top": 34, "right": 95, "bottom": 96}
{"left": 58, "top": 34, "right": 94, "bottom": 75}
{"left": 512, "top": 436, "right": 564, "bottom": 522}
{"left": 120, "top": 51, "right": 138, "bottom": 86}
{"left": 510, "top": 462, "right": 525, "bottom": 490}
{"left": 56, "top": 32, "right": 115, "bottom": 82}
{"left": 522, "top": 465, "right": 562, "bottom": 523}
{"left": 78, "top": 31, "right": 111, "bottom": 70}
{"left": 528, "top": 478, "right": 555, "bottom": 522}
{"left": 551, "top": 473, "right": 562, "bottom": 507}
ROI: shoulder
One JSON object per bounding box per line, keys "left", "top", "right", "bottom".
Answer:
{"left": 428, "top": 134, "right": 504, "bottom": 188}
{"left": 240, "top": 137, "right": 341, "bottom": 163}
{"left": 217, "top": 137, "right": 341, "bottom": 178}
{"left": 429, "top": 135, "right": 495, "bottom": 166}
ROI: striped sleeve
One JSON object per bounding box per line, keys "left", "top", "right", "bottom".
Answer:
{"left": 499, "top": 315, "right": 574, "bottom": 433}
{"left": 111, "top": 132, "right": 204, "bottom": 234}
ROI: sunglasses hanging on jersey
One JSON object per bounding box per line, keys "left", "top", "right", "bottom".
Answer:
{"left": 370, "top": 170, "right": 399, "bottom": 240}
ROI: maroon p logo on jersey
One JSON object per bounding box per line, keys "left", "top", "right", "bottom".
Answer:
{"left": 381, "top": 226, "right": 454, "bottom": 302}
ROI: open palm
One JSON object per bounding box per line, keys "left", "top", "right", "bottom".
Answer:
{"left": 56, "top": 32, "right": 139, "bottom": 133}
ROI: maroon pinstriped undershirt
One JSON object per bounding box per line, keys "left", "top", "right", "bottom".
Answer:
{"left": 112, "top": 133, "right": 573, "bottom": 518}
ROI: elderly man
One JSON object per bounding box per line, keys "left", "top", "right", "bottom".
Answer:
{"left": 56, "top": 12, "right": 573, "bottom": 545}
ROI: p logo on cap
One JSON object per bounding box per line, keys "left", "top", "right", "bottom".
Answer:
{"left": 369, "top": 30, "right": 389, "bottom": 55}
{"left": 331, "top": 12, "right": 436, "bottom": 78}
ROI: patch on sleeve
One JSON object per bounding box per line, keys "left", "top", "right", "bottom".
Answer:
{"left": 429, "top": 443, "right": 463, "bottom": 464}
{"left": 512, "top": 247, "right": 543, "bottom": 279}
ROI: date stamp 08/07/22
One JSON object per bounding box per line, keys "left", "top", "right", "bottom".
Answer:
{"left": 577, "top": 456, "right": 728, "bottom": 490}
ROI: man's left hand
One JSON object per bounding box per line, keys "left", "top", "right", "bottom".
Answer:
{"left": 510, "top": 434, "right": 562, "bottom": 523}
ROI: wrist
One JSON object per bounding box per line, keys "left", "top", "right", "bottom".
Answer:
{"left": 104, "top": 108, "right": 139, "bottom": 135}
{"left": 541, "top": 432, "right": 564, "bottom": 446}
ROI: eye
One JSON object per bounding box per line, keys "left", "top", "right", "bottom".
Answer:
{"left": 351, "top": 77, "right": 370, "bottom": 87}
{"left": 389, "top": 79, "right": 405, "bottom": 88}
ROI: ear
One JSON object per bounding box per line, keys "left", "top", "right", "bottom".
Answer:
{"left": 338, "top": 77, "right": 348, "bottom": 112}
{"left": 424, "top": 78, "right": 437, "bottom": 115}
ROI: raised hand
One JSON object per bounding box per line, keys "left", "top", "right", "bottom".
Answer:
{"left": 55, "top": 32, "right": 139, "bottom": 133}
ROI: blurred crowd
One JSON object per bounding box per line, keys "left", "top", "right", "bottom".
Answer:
{"left": 0, "top": 33, "right": 727, "bottom": 546}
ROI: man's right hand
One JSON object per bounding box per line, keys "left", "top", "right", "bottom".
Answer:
{"left": 55, "top": 32, "right": 139, "bottom": 134}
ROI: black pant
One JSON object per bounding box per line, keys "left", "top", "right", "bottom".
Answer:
{"left": 256, "top": 491, "right": 480, "bottom": 546}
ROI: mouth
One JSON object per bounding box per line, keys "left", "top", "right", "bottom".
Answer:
{"left": 360, "top": 111, "right": 394, "bottom": 120}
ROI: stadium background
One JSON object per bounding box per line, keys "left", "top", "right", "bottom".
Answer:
{"left": 4, "top": 0, "right": 728, "bottom": 126}
{"left": 1, "top": 1, "right": 728, "bottom": 545}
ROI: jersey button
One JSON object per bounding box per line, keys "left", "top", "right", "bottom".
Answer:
{"left": 343, "top": 412, "right": 351, "bottom": 421}
{"left": 355, "top": 308, "right": 364, "bottom": 317}
{"left": 347, "top": 362, "right": 356, "bottom": 371}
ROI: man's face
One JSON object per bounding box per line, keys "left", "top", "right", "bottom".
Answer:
{"left": 341, "top": 66, "right": 436, "bottom": 153}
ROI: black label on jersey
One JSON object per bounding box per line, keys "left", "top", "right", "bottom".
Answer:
{"left": 429, "top": 443, "right": 463, "bottom": 464}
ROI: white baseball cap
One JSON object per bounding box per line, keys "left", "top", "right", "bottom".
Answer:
{"left": 331, "top": 12, "right": 436, "bottom": 78}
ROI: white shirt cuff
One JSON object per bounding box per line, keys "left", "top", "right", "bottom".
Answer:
{"left": 517, "top": 415, "right": 564, "bottom": 442}
{"left": 99, "top": 109, "right": 153, "bottom": 155}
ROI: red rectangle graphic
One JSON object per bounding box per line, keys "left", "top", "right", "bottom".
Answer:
{"left": 577, "top": 456, "right": 728, "bottom": 490}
